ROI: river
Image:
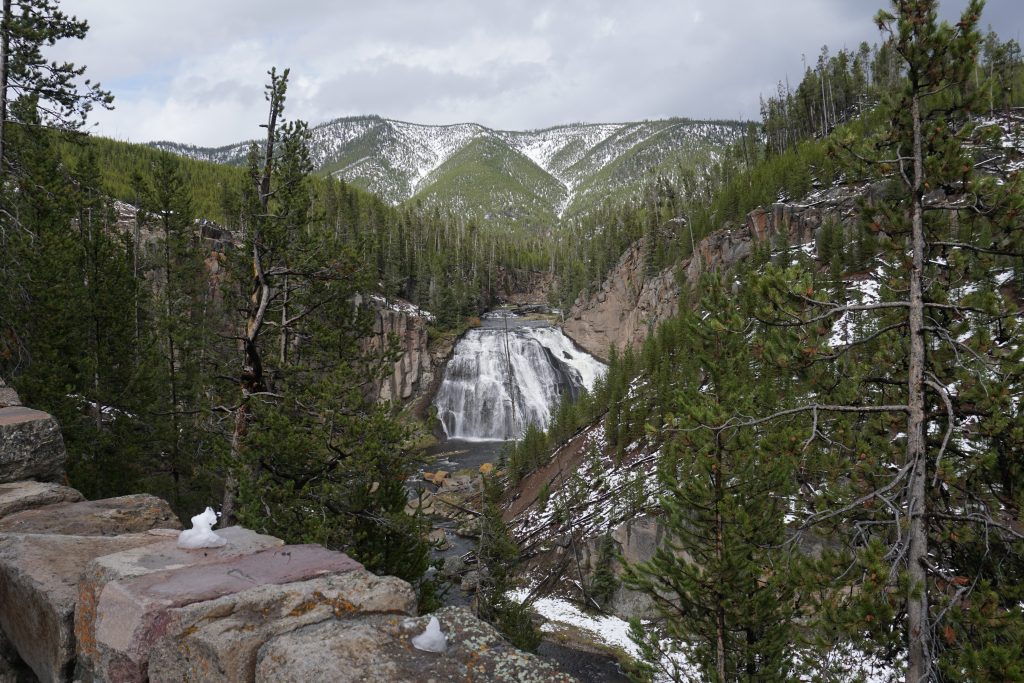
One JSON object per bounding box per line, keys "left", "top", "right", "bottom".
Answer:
{"left": 419, "top": 310, "right": 628, "bottom": 682}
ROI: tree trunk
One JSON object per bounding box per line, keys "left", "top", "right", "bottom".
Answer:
{"left": 223, "top": 71, "right": 284, "bottom": 525}
{"left": 163, "top": 217, "right": 181, "bottom": 509}
{"left": 221, "top": 400, "right": 248, "bottom": 524}
{"left": 714, "top": 431, "right": 727, "bottom": 683}
{"left": 905, "top": 86, "right": 930, "bottom": 683}
{"left": 0, "top": 0, "right": 10, "bottom": 178}
{"left": 133, "top": 198, "right": 141, "bottom": 354}
{"left": 279, "top": 275, "right": 288, "bottom": 365}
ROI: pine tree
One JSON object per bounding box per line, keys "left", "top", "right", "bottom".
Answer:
{"left": 133, "top": 154, "right": 218, "bottom": 513}
{"left": 0, "top": 0, "right": 112, "bottom": 178}
{"left": 0, "top": 123, "right": 145, "bottom": 499}
{"left": 221, "top": 67, "right": 298, "bottom": 523}
{"left": 622, "top": 275, "right": 798, "bottom": 682}
{"left": 220, "top": 68, "right": 433, "bottom": 589}
{"left": 748, "top": 2, "right": 1024, "bottom": 679}
{"left": 476, "top": 475, "right": 542, "bottom": 651}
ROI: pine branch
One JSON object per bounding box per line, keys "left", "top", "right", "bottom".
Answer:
{"left": 930, "top": 240, "right": 1024, "bottom": 258}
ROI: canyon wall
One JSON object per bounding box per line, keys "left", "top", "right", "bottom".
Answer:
{"left": 563, "top": 183, "right": 870, "bottom": 359}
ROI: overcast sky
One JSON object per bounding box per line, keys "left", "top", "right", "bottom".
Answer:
{"left": 52, "top": 1, "right": 1023, "bottom": 147}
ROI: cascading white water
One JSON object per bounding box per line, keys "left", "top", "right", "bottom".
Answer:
{"left": 433, "top": 317, "right": 606, "bottom": 441}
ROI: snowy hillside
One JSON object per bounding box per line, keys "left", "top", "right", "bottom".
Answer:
{"left": 151, "top": 116, "right": 746, "bottom": 225}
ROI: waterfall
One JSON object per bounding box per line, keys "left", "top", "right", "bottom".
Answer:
{"left": 434, "top": 321, "right": 606, "bottom": 441}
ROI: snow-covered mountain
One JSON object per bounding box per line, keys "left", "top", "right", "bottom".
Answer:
{"left": 151, "top": 116, "right": 745, "bottom": 226}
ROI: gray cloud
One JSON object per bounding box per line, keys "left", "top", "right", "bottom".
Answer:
{"left": 54, "top": 0, "right": 1023, "bottom": 145}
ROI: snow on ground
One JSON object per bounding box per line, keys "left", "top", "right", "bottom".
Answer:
{"left": 68, "top": 393, "right": 135, "bottom": 420}
{"left": 509, "top": 588, "right": 636, "bottom": 653}
{"left": 390, "top": 121, "right": 485, "bottom": 190}
{"left": 981, "top": 112, "right": 1024, "bottom": 172}
{"left": 509, "top": 587, "right": 900, "bottom": 683}
{"left": 625, "top": 376, "right": 647, "bottom": 401}
{"left": 995, "top": 269, "right": 1015, "bottom": 287}
{"left": 503, "top": 124, "right": 621, "bottom": 178}
{"left": 781, "top": 241, "right": 818, "bottom": 267}
{"left": 555, "top": 178, "right": 577, "bottom": 218}
{"left": 828, "top": 270, "right": 882, "bottom": 348}
{"left": 368, "top": 294, "right": 435, "bottom": 322}
{"left": 512, "top": 423, "right": 660, "bottom": 542}
{"left": 800, "top": 646, "right": 903, "bottom": 683}
{"left": 506, "top": 589, "right": 699, "bottom": 682}
{"left": 307, "top": 117, "right": 379, "bottom": 168}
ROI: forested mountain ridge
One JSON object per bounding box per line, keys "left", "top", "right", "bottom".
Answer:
{"left": 151, "top": 116, "right": 745, "bottom": 227}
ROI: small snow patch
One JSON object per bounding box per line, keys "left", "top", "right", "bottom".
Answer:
{"left": 177, "top": 507, "right": 226, "bottom": 549}
{"left": 411, "top": 616, "right": 448, "bottom": 653}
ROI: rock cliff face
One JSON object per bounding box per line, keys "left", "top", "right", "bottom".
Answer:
{"left": 0, "top": 381, "right": 576, "bottom": 683}
{"left": 111, "top": 203, "right": 442, "bottom": 416}
{"left": 361, "top": 298, "right": 458, "bottom": 418}
{"left": 563, "top": 183, "right": 869, "bottom": 358}
{"left": 366, "top": 304, "right": 434, "bottom": 406}
{"left": 578, "top": 515, "right": 667, "bottom": 620}
{"left": 563, "top": 240, "right": 680, "bottom": 362}
{"left": 0, "top": 377, "right": 66, "bottom": 485}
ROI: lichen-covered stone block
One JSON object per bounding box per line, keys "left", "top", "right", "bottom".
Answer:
{"left": 148, "top": 571, "right": 415, "bottom": 683}
{"left": 0, "top": 408, "right": 67, "bottom": 484}
{"left": 91, "top": 544, "right": 362, "bottom": 682}
{"left": 0, "top": 533, "right": 166, "bottom": 682}
{"left": 75, "top": 526, "right": 282, "bottom": 677}
{"left": 0, "top": 377, "right": 20, "bottom": 409}
{"left": 254, "top": 607, "right": 577, "bottom": 683}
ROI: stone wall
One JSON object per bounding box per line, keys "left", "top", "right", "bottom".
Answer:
{"left": 0, "top": 380, "right": 576, "bottom": 683}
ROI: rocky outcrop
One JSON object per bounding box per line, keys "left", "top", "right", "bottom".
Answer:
{"left": 0, "top": 407, "right": 67, "bottom": 484}
{"left": 576, "top": 515, "right": 672, "bottom": 621}
{"left": 564, "top": 183, "right": 870, "bottom": 359}
{"left": 0, "top": 392, "right": 576, "bottom": 682}
{"left": 0, "top": 495, "right": 179, "bottom": 536}
{"left": 253, "top": 606, "right": 575, "bottom": 683}
{"left": 363, "top": 297, "right": 465, "bottom": 418}
{"left": 563, "top": 240, "right": 679, "bottom": 362}
{"left": 0, "top": 378, "right": 20, "bottom": 409}
{"left": 368, "top": 305, "right": 434, "bottom": 405}
{"left": 0, "top": 482, "right": 83, "bottom": 520}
